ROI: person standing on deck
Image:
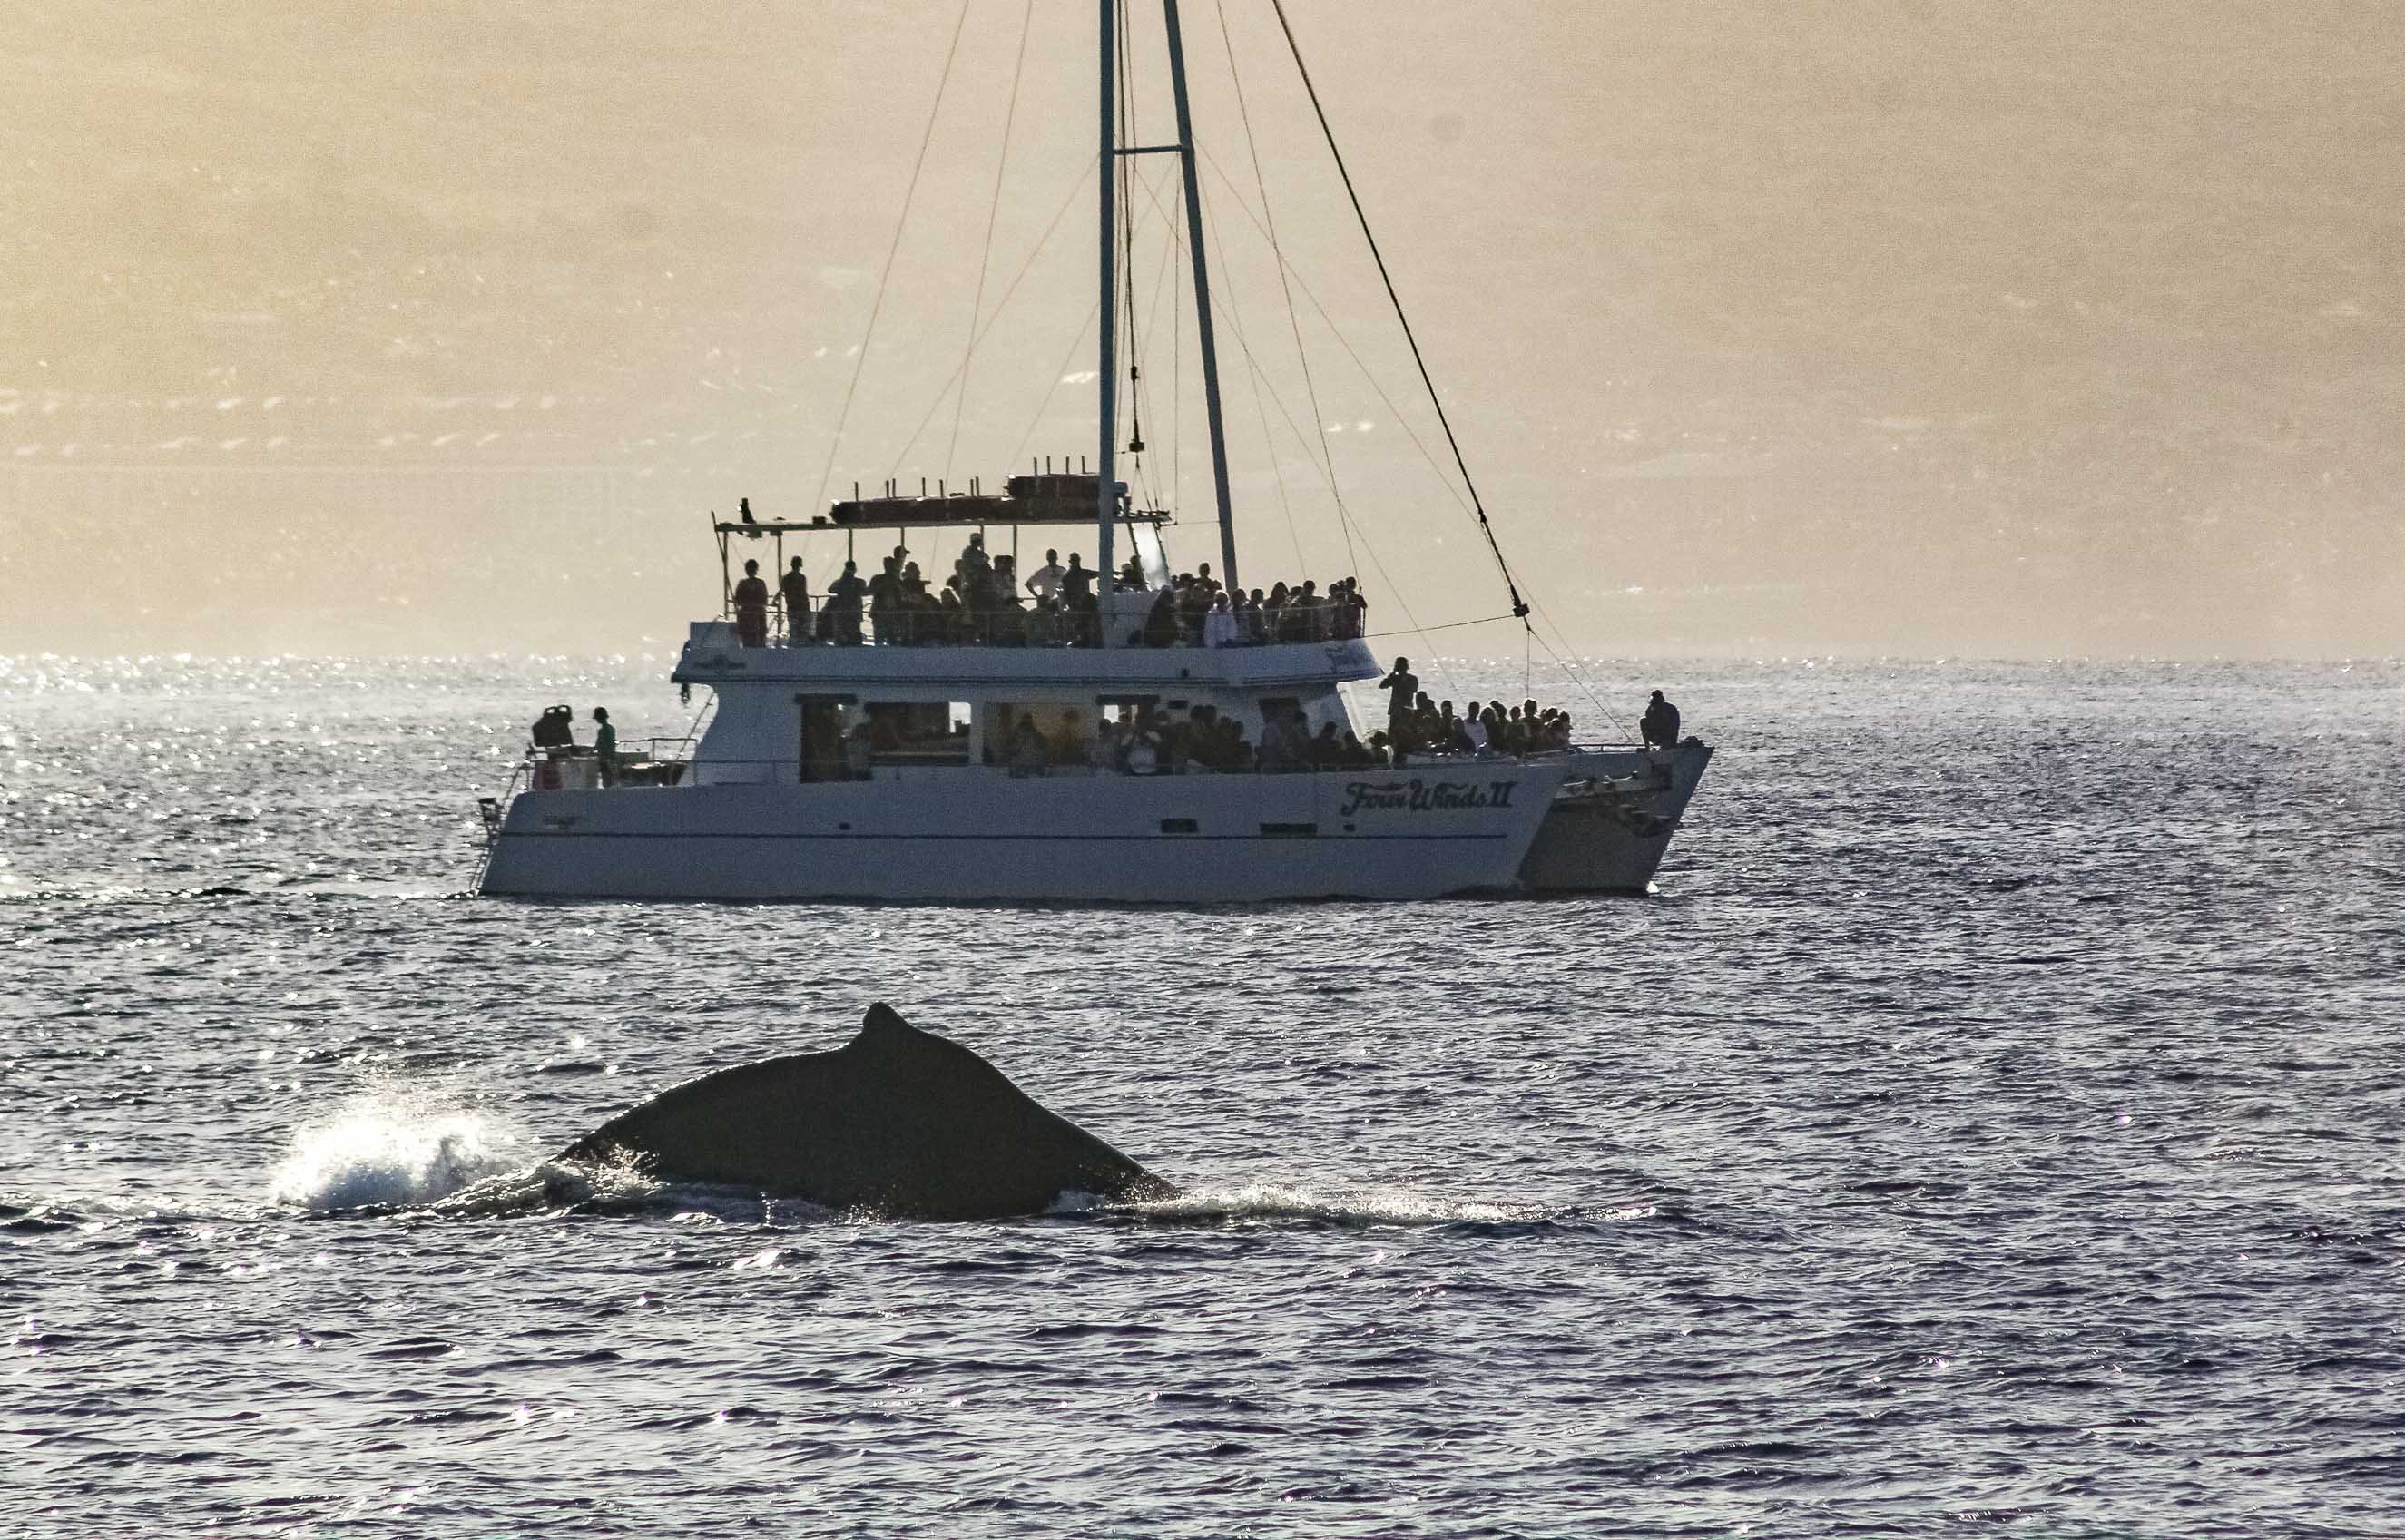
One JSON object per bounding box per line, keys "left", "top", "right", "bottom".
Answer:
{"left": 1642, "top": 689, "right": 1682, "bottom": 750}
{"left": 778, "top": 557, "right": 810, "bottom": 645}
{"left": 733, "top": 560, "right": 771, "bottom": 648}
{"left": 1379, "top": 657, "right": 1419, "bottom": 763}
{"left": 1026, "top": 548, "right": 1066, "bottom": 603}
{"left": 1060, "top": 554, "right": 1097, "bottom": 645}
{"left": 591, "top": 707, "right": 618, "bottom": 786}
{"left": 828, "top": 561, "right": 868, "bottom": 645}
{"left": 868, "top": 557, "right": 902, "bottom": 643}
{"left": 957, "top": 533, "right": 991, "bottom": 586}
{"left": 1202, "top": 591, "right": 1238, "bottom": 648}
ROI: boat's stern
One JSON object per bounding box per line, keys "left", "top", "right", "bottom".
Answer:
{"left": 1515, "top": 739, "right": 1713, "bottom": 893}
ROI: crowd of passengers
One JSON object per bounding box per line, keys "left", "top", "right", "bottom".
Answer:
{"left": 1390, "top": 695, "right": 1578, "bottom": 758}
{"left": 727, "top": 535, "right": 1367, "bottom": 649}
{"left": 963, "top": 693, "right": 1579, "bottom": 779}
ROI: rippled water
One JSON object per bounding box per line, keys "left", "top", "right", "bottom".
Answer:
{"left": 5, "top": 655, "right": 2400, "bottom": 1536}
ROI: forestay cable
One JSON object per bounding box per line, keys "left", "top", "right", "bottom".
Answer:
{"left": 1266, "top": 0, "right": 1527, "bottom": 623}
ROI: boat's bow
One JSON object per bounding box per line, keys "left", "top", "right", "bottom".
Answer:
{"left": 1515, "top": 739, "right": 1713, "bottom": 893}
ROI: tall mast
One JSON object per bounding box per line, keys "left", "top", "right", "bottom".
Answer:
{"left": 1162, "top": 0, "right": 1238, "bottom": 593}
{"left": 1095, "top": 0, "right": 1119, "bottom": 648}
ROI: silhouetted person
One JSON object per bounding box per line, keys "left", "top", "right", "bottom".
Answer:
{"left": 1202, "top": 591, "right": 1238, "bottom": 648}
{"left": 733, "top": 559, "right": 770, "bottom": 648}
{"left": 1008, "top": 716, "right": 1047, "bottom": 777}
{"left": 1642, "top": 689, "right": 1681, "bottom": 750}
{"left": 592, "top": 706, "right": 618, "bottom": 785}
{"left": 738, "top": 495, "right": 758, "bottom": 526}
{"left": 1141, "top": 589, "right": 1178, "bottom": 647}
{"left": 1379, "top": 656, "right": 1418, "bottom": 762}
{"left": 828, "top": 561, "right": 868, "bottom": 645}
{"left": 779, "top": 557, "right": 810, "bottom": 644}
{"left": 1061, "top": 554, "right": 1096, "bottom": 645}
{"left": 1048, "top": 710, "right": 1083, "bottom": 766}
{"left": 1026, "top": 548, "right": 1066, "bottom": 603}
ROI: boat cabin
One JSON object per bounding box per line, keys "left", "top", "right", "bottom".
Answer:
{"left": 674, "top": 470, "right": 1381, "bottom": 785}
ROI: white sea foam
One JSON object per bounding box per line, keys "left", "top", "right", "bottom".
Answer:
{"left": 270, "top": 1097, "right": 524, "bottom": 1211}
{"left": 1107, "top": 1182, "right": 1566, "bottom": 1227}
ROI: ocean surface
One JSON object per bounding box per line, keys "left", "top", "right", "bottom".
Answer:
{"left": 3, "top": 654, "right": 2400, "bottom": 1538}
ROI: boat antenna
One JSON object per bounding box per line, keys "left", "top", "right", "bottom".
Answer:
{"left": 1267, "top": 0, "right": 1528, "bottom": 623}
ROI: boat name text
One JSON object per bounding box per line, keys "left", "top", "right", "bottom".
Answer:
{"left": 1339, "top": 779, "right": 1519, "bottom": 817}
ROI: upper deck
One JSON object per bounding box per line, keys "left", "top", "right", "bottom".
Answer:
{"left": 673, "top": 619, "right": 1379, "bottom": 695}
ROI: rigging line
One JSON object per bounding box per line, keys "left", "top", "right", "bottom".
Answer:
{"left": 1267, "top": 0, "right": 1527, "bottom": 623}
{"left": 1117, "top": 0, "right": 1141, "bottom": 442}
{"left": 883, "top": 162, "right": 1095, "bottom": 480}
{"left": 818, "top": 0, "right": 967, "bottom": 505}
{"left": 1006, "top": 296, "right": 1104, "bottom": 473}
{"left": 1526, "top": 618, "right": 1641, "bottom": 744}
{"left": 1201, "top": 144, "right": 1609, "bottom": 727}
{"left": 1097, "top": 159, "right": 1177, "bottom": 511}
{"left": 1171, "top": 171, "right": 1183, "bottom": 522}
{"left": 1543, "top": 612, "right": 1644, "bottom": 743}
{"left": 1021, "top": 155, "right": 1181, "bottom": 497}
{"left": 1139, "top": 176, "right": 1183, "bottom": 488}
{"left": 1126, "top": 195, "right": 1183, "bottom": 511}
{"left": 1216, "top": 314, "right": 1458, "bottom": 701}
{"left": 1194, "top": 163, "right": 1306, "bottom": 573}
{"left": 1216, "top": 0, "right": 1356, "bottom": 581}
{"left": 1362, "top": 613, "right": 1519, "bottom": 640}
{"left": 814, "top": 0, "right": 974, "bottom": 507}
{"left": 1197, "top": 145, "right": 1472, "bottom": 520}
{"left": 944, "top": 0, "right": 1037, "bottom": 485}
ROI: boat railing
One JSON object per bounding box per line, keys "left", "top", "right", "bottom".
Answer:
{"left": 506, "top": 734, "right": 1645, "bottom": 795}
{"left": 518, "top": 738, "right": 693, "bottom": 790}
{"left": 501, "top": 741, "right": 1580, "bottom": 790}
{"left": 731, "top": 590, "right": 1364, "bottom": 650}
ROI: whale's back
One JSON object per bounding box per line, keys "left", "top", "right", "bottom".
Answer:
{"left": 562, "top": 1003, "right": 1170, "bottom": 1219}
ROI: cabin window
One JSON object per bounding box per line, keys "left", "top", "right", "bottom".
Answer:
{"left": 795, "top": 693, "right": 857, "bottom": 782}
{"left": 1095, "top": 693, "right": 1161, "bottom": 731}
{"left": 986, "top": 701, "right": 1095, "bottom": 768}
{"left": 861, "top": 701, "right": 971, "bottom": 766}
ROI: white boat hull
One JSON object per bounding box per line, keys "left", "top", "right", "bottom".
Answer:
{"left": 479, "top": 761, "right": 1575, "bottom": 903}
{"left": 1517, "top": 741, "right": 1714, "bottom": 893}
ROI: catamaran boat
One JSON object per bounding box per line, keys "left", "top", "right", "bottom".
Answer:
{"left": 473, "top": 4, "right": 1711, "bottom": 904}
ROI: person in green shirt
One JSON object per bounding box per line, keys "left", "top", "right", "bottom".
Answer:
{"left": 592, "top": 707, "right": 618, "bottom": 786}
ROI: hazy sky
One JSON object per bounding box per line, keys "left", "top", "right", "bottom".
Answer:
{"left": 1, "top": 1, "right": 2398, "bottom": 655}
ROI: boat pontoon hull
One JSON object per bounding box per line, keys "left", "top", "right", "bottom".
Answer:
{"left": 478, "top": 740, "right": 1713, "bottom": 902}
{"left": 480, "top": 760, "right": 1576, "bottom": 903}
{"left": 1517, "top": 741, "right": 1713, "bottom": 893}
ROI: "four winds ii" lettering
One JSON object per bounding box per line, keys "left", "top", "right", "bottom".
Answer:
{"left": 1338, "top": 780, "right": 1521, "bottom": 818}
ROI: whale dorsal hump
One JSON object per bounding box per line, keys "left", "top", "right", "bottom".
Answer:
{"left": 564, "top": 1001, "right": 1172, "bottom": 1217}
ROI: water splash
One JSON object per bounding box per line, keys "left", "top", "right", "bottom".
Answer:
{"left": 270, "top": 1097, "right": 524, "bottom": 1211}
{"left": 1103, "top": 1182, "right": 1576, "bottom": 1227}
{"left": 431, "top": 1151, "right": 682, "bottom": 1220}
